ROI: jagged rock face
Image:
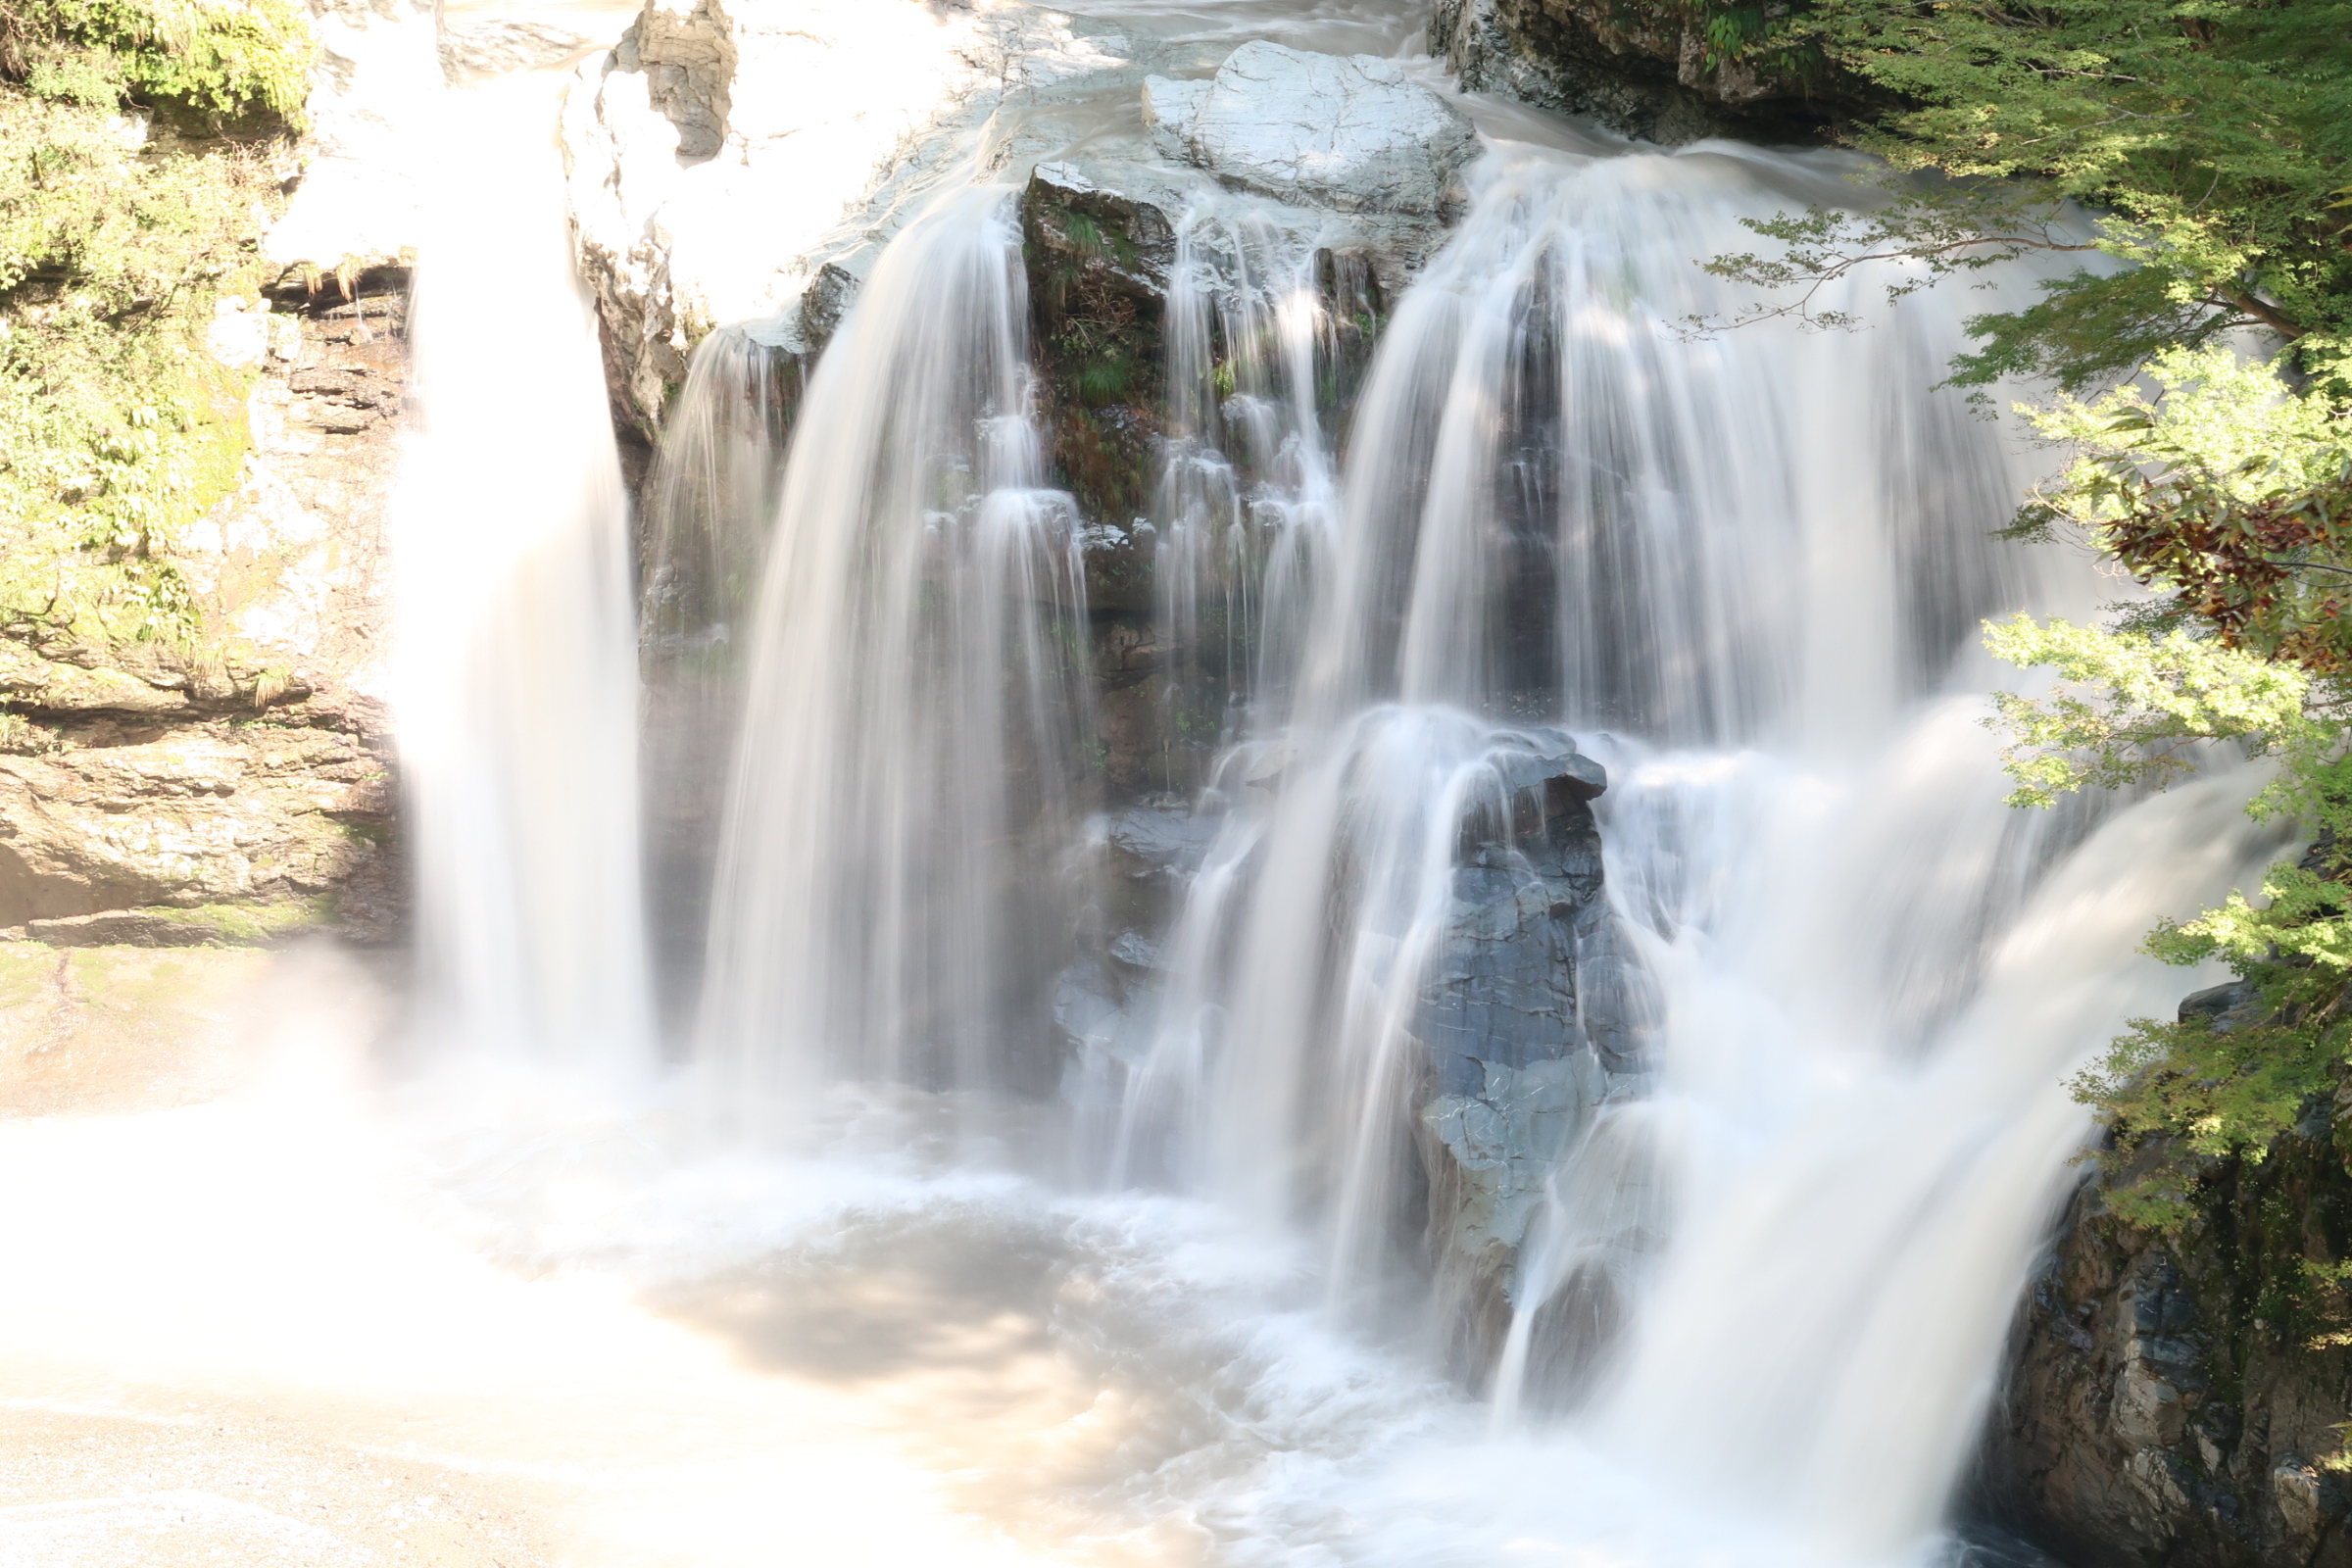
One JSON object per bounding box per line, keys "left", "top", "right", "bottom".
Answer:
{"left": 1430, "top": 0, "right": 1860, "bottom": 144}
{"left": 1143, "top": 41, "right": 1478, "bottom": 216}
{"left": 1983, "top": 985, "right": 2352, "bottom": 1568}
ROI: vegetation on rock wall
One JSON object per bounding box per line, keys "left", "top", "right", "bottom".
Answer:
{"left": 0, "top": 0, "right": 308, "bottom": 652}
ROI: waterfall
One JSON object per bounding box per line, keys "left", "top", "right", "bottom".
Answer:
{"left": 638, "top": 326, "right": 798, "bottom": 1020}
{"left": 1090, "top": 138, "right": 2279, "bottom": 1555}
{"left": 393, "top": 73, "right": 652, "bottom": 1074}
{"left": 555, "top": 62, "right": 2275, "bottom": 1568}
{"left": 1152, "top": 211, "right": 1339, "bottom": 744}
{"left": 695, "top": 186, "right": 1093, "bottom": 1141}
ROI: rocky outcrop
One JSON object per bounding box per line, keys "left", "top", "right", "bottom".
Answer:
{"left": 1982, "top": 984, "right": 2352, "bottom": 1568}
{"left": 0, "top": 9, "right": 425, "bottom": 953}
{"left": 1430, "top": 0, "right": 1865, "bottom": 144}
{"left": 1021, "top": 160, "right": 1176, "bottom": 641}
{"left": 0, "top": 266, "right": 407, "bottom": 947}
{"left": 562, "top": 0, "right": 1133, "bottom": 443}
{"left": 1143, "top": 41, "right": 1477, "bottom": 217}
{"left": 1055, "top": 734, "right": 1649, "bottom": 1386}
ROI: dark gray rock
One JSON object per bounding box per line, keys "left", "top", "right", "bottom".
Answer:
{"left": 1415, "top": 734, "right": 1652, "bottom": 1374}
{"left": 1104, "top": 802, "right": 1218, "bottom": 881}
{"left": 1978, "top": 987, "right": 2352, "bottom": 1568}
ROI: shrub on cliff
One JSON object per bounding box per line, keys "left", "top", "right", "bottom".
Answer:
{"left": 0, "top": 0, "right": 308, "bottom": 646}
{"left": 1980, "top": 350, "right": 2352, "bottom": 1231}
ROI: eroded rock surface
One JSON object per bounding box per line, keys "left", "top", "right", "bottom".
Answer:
{"left": 564, "top": 0, "right": 1132, "bottom": 443}
{"left": 1413, "top": 738, "right": 1653, "bottom": 1376}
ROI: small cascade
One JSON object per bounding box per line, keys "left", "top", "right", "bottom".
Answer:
{"left": 393, "top": 74, "right": 652, "bottom": 1074}
{"left": 638, "top": 327, "right": 800, "bottom": 1021}
{"left": 695, "top": 186, "right": 1093, "bottom": 1140}
{"left": 1152, "top": 212, "right": 1340, "bottom": 744}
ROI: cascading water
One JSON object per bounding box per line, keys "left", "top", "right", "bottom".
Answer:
{"left": 1073, "top": 135, "right": 2283, "bottom": 1558}
{"left": 230, "top": 11, "right": 2289, "bottom": 1564}
{"left": 1152, "top": 212, "right": 1340, "bottom": 740}
{"left": 638, "top": 326, "right": 799, "bottom": 1016}
{"left": 695, "top": 186, "right": 1093, "bottom": 1138}
{"left": 393, "top": 70, "right": 652, "bottom": 1075}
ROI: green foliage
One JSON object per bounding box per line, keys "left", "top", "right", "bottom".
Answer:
{"left": 0, "top": 47, "right": 291, "bottom": 643}
{"left": 2071, "top": 1011, "right": 2346, "bottom": 1231}
{"left": 1981, "top": 345, "right": 2352, "bottom": 1231}
{"left": 2008, "top": 348, "right": 2352, "bottom": 668}
{"left": 6, "top": 0, "right": 315, "bottom": 128}
{"left": 1687, "top": 0, "right": 2352, "bottom": 392}
{"left": 1983, "top": 613, "right": 2317, "bottom": 806}
{"left": 1986, "top": 604, "right": 2352, "bottom": 1234}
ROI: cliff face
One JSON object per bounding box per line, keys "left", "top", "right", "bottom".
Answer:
{"left": 0, "top": 0, "right": 444, "bottom": 952}
{"left": 1983, "top": 986, "right": 2352, "bottom": 1568}
{"left": 0, "top": 262, "right": 406, "bottom": 948}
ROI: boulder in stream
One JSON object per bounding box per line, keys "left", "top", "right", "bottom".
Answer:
{"left": 1143, "top": 41, "right": 1478, "bottom": 216}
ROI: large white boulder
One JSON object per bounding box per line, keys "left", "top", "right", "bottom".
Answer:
{"left": 1143, "top": 41, "right": 1478, "bottom": 216}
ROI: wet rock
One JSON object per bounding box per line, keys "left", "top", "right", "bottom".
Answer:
{"left": 1143, "top": 41, "right": 1477, "bottom": 216}
{"left": 1421, "top": 1053, "right": 1602, "bottom": 1262}
{"left": 1104, "top": 800, "right": 1218, "bottom": 881}
{"left": 1429, "top": 0, "right": 1876, "bottom": 145}
{"left": 1412, "top": 733, "right": 1651, "bottom": 1377}
{"left": 1980, "top": 979, "right": 2352, "bottom": 1568}
{"left": 1022, "top": 162, "right": 1176, "bottom": 313}
{"left": 1021, "top": 162, "right": 1174, "bottom": 584}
